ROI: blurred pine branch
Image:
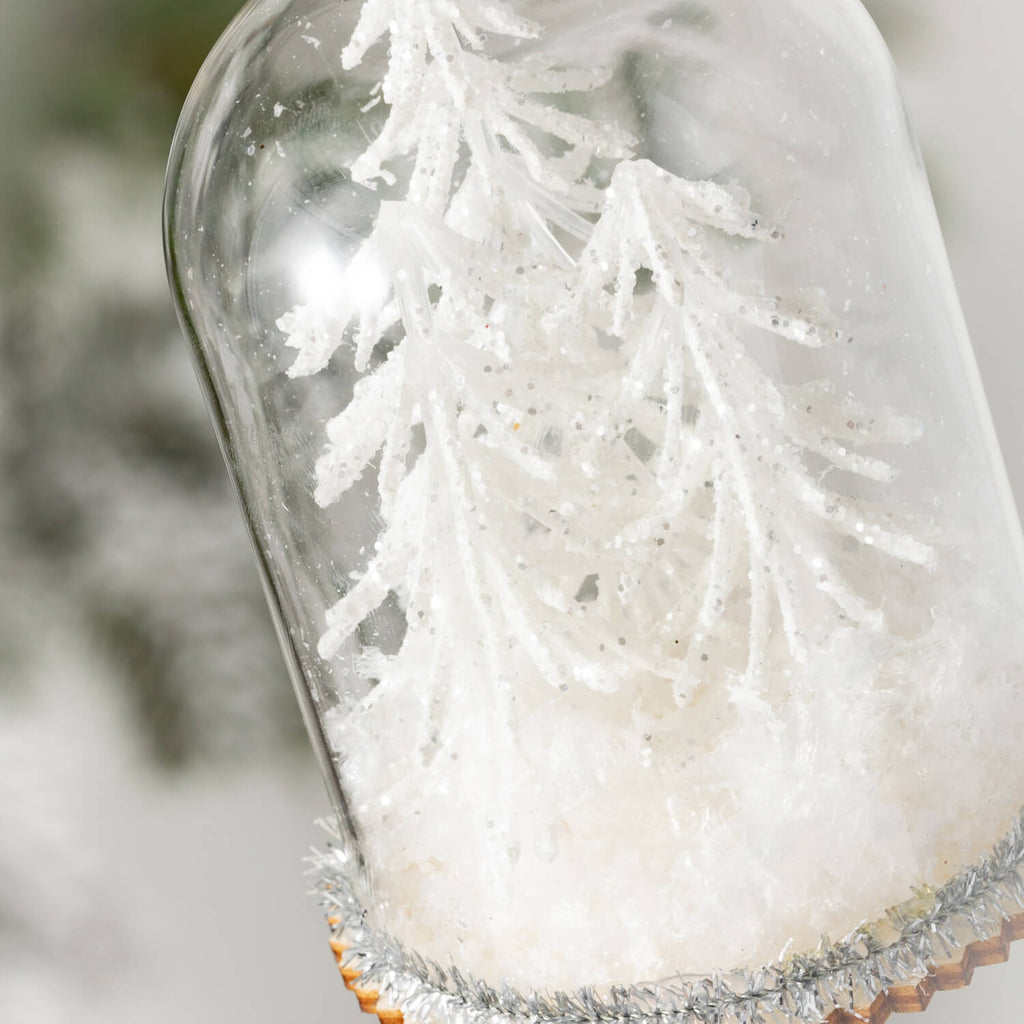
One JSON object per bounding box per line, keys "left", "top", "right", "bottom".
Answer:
{"left": 0, "top": 1, "right": 305, "bottom": 770}
{"left": 41, "top": 0, "right": 244, "bottom": 146}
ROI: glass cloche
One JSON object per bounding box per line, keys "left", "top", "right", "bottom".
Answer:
{"left": 165, "top": 1, "right": 1024, "bottom": 1020}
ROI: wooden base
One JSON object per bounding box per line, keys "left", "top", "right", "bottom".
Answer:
{"left": 328, "top": 921, "right": 403, "bottom": 1024}
{"left": 829, "top": 912, "right": 1024, "bottom": 1024}
{"left": 328, "top": 912, "right": 1024, "bottom": 1024}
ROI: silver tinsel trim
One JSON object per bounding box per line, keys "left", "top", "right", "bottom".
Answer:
{"left": 311, "top": 810, "right": 1024, "bottom": 1024}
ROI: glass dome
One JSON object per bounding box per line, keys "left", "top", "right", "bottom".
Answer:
{"left": 165, "top": 0, "right": 1024, "bottom": 1018}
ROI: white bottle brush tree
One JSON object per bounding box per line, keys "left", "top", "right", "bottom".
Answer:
{"left": 277, "top": 0, "right": 943, "bottom": 983}
{"left": 280, "top": 0, "right": 931, "bottom": 715}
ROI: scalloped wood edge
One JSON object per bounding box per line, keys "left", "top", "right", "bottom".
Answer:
{"left": 828, "top": 911, "right": 1024, "bottom": 1024}
{"left": 327, "top": 911, "right": 1024, "bottom": 1024}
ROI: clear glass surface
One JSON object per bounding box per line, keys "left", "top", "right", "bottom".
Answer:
{"left": 166, "top": 0, "right": 1024, "bottom": 997}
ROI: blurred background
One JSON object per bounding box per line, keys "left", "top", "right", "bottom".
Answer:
{"left": 1, "top": 0, "right": 1022, "bottom": 1020}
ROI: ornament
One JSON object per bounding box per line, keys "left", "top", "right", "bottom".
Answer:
{"left": 165, "top": 1, "right": 1024, "bottom": 1020}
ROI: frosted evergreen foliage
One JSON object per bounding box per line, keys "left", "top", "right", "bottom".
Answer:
{"left": 277, "top": 0, "right": 1024, "bottom": 992}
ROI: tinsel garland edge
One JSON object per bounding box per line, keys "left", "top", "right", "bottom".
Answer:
{"left": 311, "top": 809, "right": 1024, "bottom": 1024}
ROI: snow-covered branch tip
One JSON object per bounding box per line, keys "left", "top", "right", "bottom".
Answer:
{"left": 277, "top": 0, "right": 933, "bottom": 711}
